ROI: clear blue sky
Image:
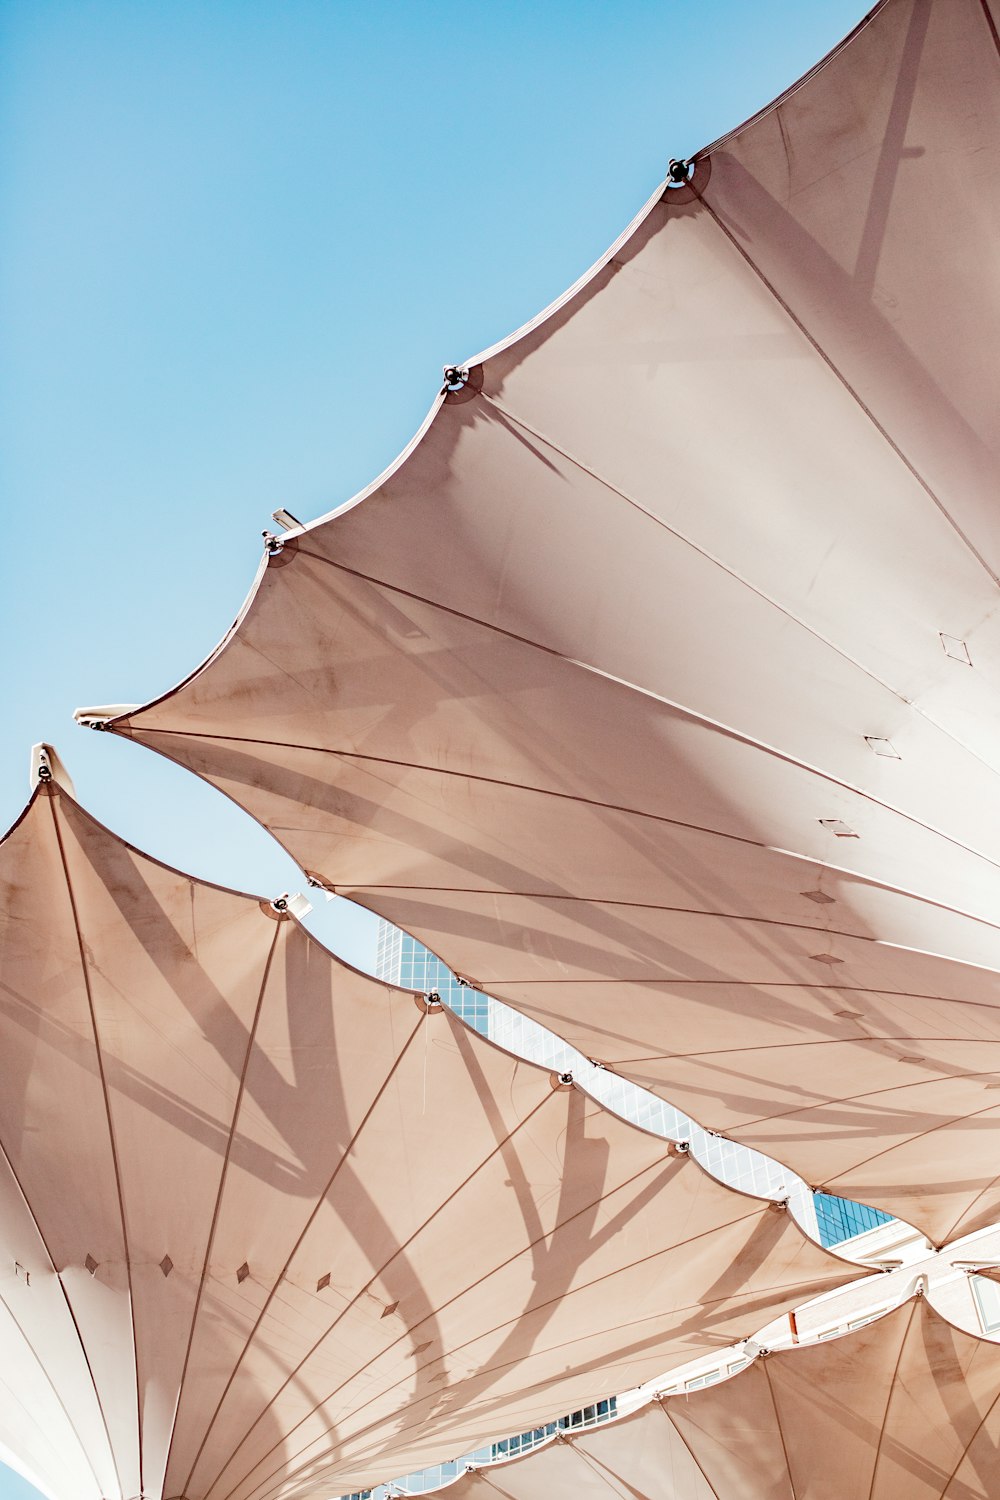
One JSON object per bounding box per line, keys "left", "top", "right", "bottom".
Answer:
{"left": 1, "top": 2, "right": 863, "bottom": 1495}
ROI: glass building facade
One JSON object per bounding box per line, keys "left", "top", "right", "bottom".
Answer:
{"left": 375, "top": 923, "right": 490, "bottom": 1034}
{"left": 814, "top": 1192, "right": 892, "bottom": 1247}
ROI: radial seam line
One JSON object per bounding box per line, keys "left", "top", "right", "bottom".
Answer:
{"left": 0, "top": 1253, "right": 107, "bottom": 1497}
{"left": 697, "top": 197, "right": 1000, "bottom": 593}
{"left": 934, "top": 1343, "right": 1000, "bottom": 1496}
{"left": 224, "top": 1165, "right": 819, "bottom": 1500}
{"left": 480, "top": 387, "right": 1000, "bottom": 794}
{"left": 479, "top": 387, "right": 922, "bottom": 707}
{"left": 762, "top": 1358, "right": 799, "bottom": 1498}
{"left": 976, "top": 0, "right": 1000, "bottom": 60}
{"left": 566, "top": 1426, "right": 653, "bottom": 1496}
{"left": 161, "top": 919, "right": 283, "bottom": 1499}
{"left": 190, "top": 1007, "right": 431, "bottom": 1498}
{"left": 206, "top": 1085, "right": 556, "bottom": 1500}
{"left": 865, "top": 1303, "right": 917, "bottom": 1500}
{"left": 657, "top": 1398, "right": 724, "bottom": 1499}
{"left": 0, "top": 1077, "right": 114, "bottom": 1498}
{"left": 49, "top": 794, "right": 140, "bottom": 1500}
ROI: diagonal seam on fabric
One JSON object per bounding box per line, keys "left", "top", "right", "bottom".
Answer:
{"left": 48, "top": 791, "right": 142, "bottom": 1500}
{"left": 656, "top": 1394, "right": 726, "bottom": 1500}
{"left": 194, "top": 1025, "right": 544, "bottom": 1500}
{"left": 564, "top": 1423, "right": 656, "bottom": 1498}
{"left": 933, "top": 1334, "right": 1000, "bottom": 1497}
{"left": 288, "top": 535, "right": 1000, "bottom": 881}
{"left": 0, "top": 1126, "right": 110, "bottom": 1499}
{"left": 864, "top": 1300, "right": 918, "bottom": 1500}
{"left": 975, "top": 0, "right": 1000, "bottom": 60}
{"left": 128, "top": 719, "right": 1000, "bottom": 907}
{"left": 163, "top": 919, "right": 284, "bottom": 1499}
{"left": 696, "top": 197, "right": 1000, "bottom": 594}
{"left": 761, "top": 1356, "right": 800, "bottom": 1499}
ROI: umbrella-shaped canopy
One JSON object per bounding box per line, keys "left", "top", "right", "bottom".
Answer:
{"left": 85, "top": 0, "right": 1000, "bottom": 1247}
{"left": 422, "top": 1296, "right": 1000, "bottom": 1500}
{"left": 0, "top": 764, "right": 856, "bottom": 1500}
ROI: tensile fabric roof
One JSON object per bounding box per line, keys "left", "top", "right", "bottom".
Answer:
{"left": 422, "top": 1296, "right": 1000, "bottom": 1500}
{"left": 0, "top": 768, "right": 855, "bottom": 1500}
{"left": 84, "top": 0, "right": 1000, "bottom": 1246}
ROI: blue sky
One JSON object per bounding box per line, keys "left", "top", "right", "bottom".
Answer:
{"left": 1, "top": 2, "right": 863, "bottom": 1495}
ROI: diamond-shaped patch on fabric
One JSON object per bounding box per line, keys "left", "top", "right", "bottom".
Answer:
{"left": 940, "top": 633, "right": 972, "bottom": 665}
{"left": 236, "top": 1262, "right": 250, "bottom": 1284}
{"left": 865, "top": 736, "right": 900, "bottom": 758}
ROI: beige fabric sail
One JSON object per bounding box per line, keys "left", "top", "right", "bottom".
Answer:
{"left": 0, "top": 773, "right": 855, "bottom": 1500}
{"left": 88, "top": 0, "right": 1000, "bottom": 1244}
{"left": 427, "top": 1297, "right": 1000, "bottom": 1500}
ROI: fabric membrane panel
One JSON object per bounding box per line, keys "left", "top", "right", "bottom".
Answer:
{"left": 432, "top": 1297, "right": 1000, "bottom": 1500}
{"left": 0, "top": 779, "right": 856, "bottom": 1500}
{"left": 95, "top": 0, "right": 1000, "bottom": 1247}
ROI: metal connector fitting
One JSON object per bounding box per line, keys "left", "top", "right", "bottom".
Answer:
{"left": 442, "top": 365, "right": 469, "bottom": 393}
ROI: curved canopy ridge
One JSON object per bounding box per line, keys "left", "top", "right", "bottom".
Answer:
{"left": 92, "top": 0, "right": 1000, "bottom": 1245}
{"left": 0, "top": 776, "right": 856, "bottom": 1500}
{"left": 418, "top": 1297, "right": 1000, "bottom": 1500}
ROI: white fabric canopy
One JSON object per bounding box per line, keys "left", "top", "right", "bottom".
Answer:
{"left": 0, "top": 771, "right": 854, "bottom": 1500}
{"left": 428, "top": 1296, "right": 1000, "bottom": 1500}
{"left": 87, "top": 0, "right": 1000, "bottom": 1247}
